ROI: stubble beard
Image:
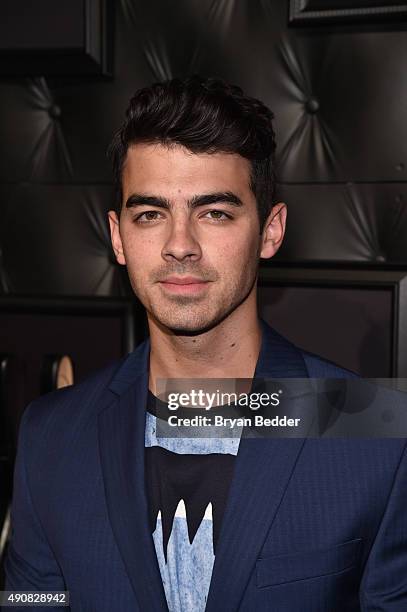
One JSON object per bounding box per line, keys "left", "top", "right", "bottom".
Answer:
{"left": 143, "top": 270, "right": 258, "bottom": 336}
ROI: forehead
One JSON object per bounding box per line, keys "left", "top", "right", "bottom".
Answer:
{"left": 122, "top": 143, "right": 252, "bottom": 196}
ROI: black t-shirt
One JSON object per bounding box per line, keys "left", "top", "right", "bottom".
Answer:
{"left": 144, "top": 390, "right": 240, "bottom": 611}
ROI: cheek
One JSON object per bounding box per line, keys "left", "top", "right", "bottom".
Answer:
{"left": 211, "top": 231, "right": 260, "bottom": 265}
{"left": 121, "top": 231, "right": 155, "bottom": 267}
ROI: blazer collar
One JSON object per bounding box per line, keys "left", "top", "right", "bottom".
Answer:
{"left": 254, "top": 319, "right": 308, "bottom": 378}
{"left": 99, "top": 320, "right": 309, "bottom": 611}
{"left": 107, "top": 335, "right": 151, "bottom": 396}
{"left": 99, "top": 343, "right": 168, "bottom": 611}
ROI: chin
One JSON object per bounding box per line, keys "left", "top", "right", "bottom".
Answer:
{"left": 153, "top": 310, "right": 223, "bottom": 336}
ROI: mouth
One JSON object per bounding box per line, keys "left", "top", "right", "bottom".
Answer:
{"left": 158, "top": 276, "right": 211, "bottom": 295}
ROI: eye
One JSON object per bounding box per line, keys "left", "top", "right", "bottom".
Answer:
{"left": 203, "top": 210, "right": 232, "bottom": 221}
{"left": 134, "top": 210, "right": 163, "bottom": 223}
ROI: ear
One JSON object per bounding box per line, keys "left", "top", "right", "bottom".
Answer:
{"left": 108, "top": 210, "right": 126, "bottom": 265}
{"left": 260, "top": 202, "right": 287, "bottom": 259}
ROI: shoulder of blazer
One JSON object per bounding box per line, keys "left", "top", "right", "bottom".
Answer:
{"left": 260, "top": 320, "right": 359, "bottom": 379}
{"left": 301, "top": 349, "right": 360, "bottom": 379}
{"left": 19, "top": 346, "right": 144, "bottom": 439}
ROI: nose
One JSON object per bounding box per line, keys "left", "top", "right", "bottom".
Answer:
{"left": 161, "top": 215, "right": 202, "bottom": 262}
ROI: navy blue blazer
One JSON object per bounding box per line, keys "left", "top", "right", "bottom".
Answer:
{"left": 3, "top": 321, "right": 407, "bottom": 611}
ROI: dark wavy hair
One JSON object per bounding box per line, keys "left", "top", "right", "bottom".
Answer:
{"left": 108, "top": 75, "right": 277, "bottom": 229}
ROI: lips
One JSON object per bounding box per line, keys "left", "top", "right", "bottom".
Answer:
{"left": 158, "top": 276, "right": 211, "bottom": 295}
{"left": 160, "top": 276, "right": 208, "bottom": 285}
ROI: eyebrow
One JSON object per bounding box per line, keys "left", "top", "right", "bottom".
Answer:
{"left": 124, "top": 191, "right": 243, "bottom": 210}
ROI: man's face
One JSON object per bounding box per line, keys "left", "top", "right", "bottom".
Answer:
{"left": 109, "top": 143, "right": 285, "bottom": 334}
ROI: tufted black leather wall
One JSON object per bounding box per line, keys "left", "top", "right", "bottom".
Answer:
{"left": 0, "top": 1, "right": 406, "bottom": 377}
{"left": 0, "top": 0, "right": 406, "bottom": 298}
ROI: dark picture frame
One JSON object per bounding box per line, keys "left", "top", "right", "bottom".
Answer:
{"left": 0, "top": 295, "right": 141, "bottom": 357}
{"left": 0, "top": 294, "right": 146, "bottom": 439}
{"left": 258, "top": 266, "right": 407, "bottom": 377}
{"left": 289, "top": 0, "right": 407, "bottom": 25}
{"left": 0, "top": 0, "right": 113, "bottom": 76}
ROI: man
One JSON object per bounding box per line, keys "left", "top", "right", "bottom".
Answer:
{"left": 3, "top": 76, "right": 407, "bottom": 611}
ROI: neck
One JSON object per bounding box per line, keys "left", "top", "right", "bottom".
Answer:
{"left": 148, "top": 298, "right": 262, "bottom": 394}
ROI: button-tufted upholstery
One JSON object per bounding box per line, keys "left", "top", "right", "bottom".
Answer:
{"left": 0, "top": 0, "right": 406, "bottom": 376}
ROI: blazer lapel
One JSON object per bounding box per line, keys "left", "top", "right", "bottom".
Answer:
{"left": 205, "top": 321, "right": 310, "bottom": 612}
{"left": 98, "top": 339, "right": 168, "bottom": 612}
